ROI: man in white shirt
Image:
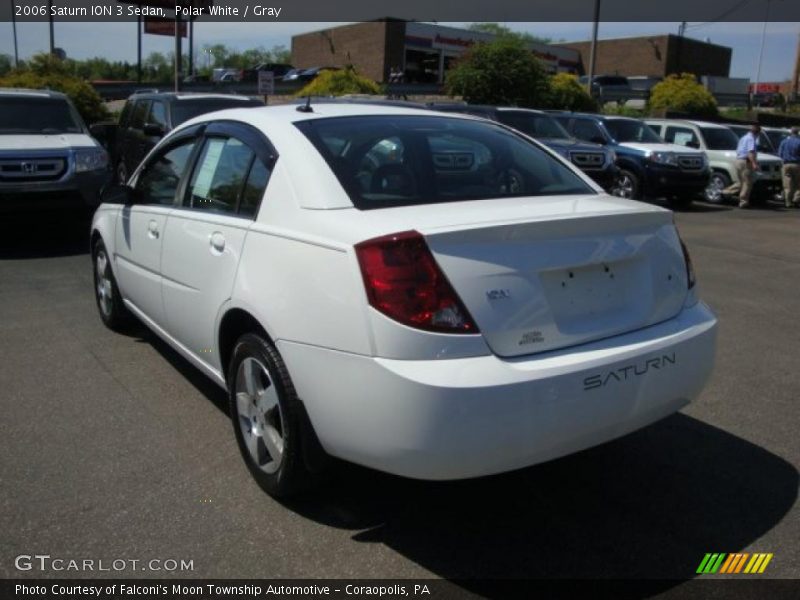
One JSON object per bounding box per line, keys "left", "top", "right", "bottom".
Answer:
{"left": 733, "top": 124, "right": 761, "bottom": 208}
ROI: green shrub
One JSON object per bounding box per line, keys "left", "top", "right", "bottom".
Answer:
{"left": 0, "top": 54, "right": 109, "bottom": 124}
{"left": 444, "top": 36, "right": 551, "bottom": 107}
{"left": 548, "top": 73, "right": 597, "bottom": 111}
{"left": 296, "top": 68, "right": 382, "bottom": 97}
{"left": 649, "top": 73, "right": 717, "bottom": 117}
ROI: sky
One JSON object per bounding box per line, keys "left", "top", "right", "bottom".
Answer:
{"left": 3, "top": 20, "right": 799, "bottom": 82}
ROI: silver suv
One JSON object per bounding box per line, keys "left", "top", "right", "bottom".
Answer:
{"left": 0, "top": 88, "right": 111, "bottom": 213}
{"left": 645, "top": 119, "right": 783, "bottom": 204}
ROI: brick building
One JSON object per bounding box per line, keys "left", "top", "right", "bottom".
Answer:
{"left": 557, "top": 35, "right": 732, "bottom": 78}
{"left": 291, "top": 21, "right": 581, "bottom": 84}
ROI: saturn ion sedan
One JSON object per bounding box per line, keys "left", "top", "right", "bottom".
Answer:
{"left": 91, "top": 103, "right": 718, "bottom": 497}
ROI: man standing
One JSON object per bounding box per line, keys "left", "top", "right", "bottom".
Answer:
{"left": 733, "top": 124, "right": 762, "bottom": 208}
{"left": 777, "top": 127, "right": 800, "bottom": 208}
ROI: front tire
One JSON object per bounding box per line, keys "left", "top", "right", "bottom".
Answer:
{"left": 611, "top": 169, "right": 641, "bottom": 200}
{"left": 92, "top": 238, "right": 132, "bottom": 332}
{"left": 704, "top": 172, "right": 731, "bottom": 204}
{"left": 228, "top": 333, "right": 325, "bottom": 498}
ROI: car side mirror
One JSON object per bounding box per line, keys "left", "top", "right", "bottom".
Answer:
{"left": 686, "top": 140, "right": 700, "bottom": 149}
{"left": 142, "top": 123, "right": 165, "bottom": 138}
{"left": 590, "top": 136, "right": 607, "bottom": 145}
{"left": 101, "top": 184, "right": 137, "bottom": 206}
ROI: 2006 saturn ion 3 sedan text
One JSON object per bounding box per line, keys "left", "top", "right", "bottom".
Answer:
{"left": 91, "top": 103, "right": 718, "bottom": 497}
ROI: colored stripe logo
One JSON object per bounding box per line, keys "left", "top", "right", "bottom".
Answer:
{"left": 697, "top": 553, "right": 773, "bottom": 574}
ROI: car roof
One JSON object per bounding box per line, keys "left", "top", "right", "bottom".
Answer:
{"left": 129, "top": 92, "right": 257, "bottom": 102}
{"left": 644, "top": 119, "right": 730, "bottom": 129}
{"left": 0, "top": 87, "right": 68, "bottom": 99}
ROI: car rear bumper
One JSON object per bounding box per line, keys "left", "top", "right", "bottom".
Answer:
{"left": 279, "top": 301, "right": 718, "bottom": 480}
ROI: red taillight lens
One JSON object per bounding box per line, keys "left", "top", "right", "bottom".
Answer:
{"left": 355, "top": 230, "right": 478, "bottom": 334}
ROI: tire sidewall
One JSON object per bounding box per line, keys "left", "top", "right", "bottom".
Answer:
{"left": 227, "top": 334, "right": 302, "bottom": 498}
{"left": 92, "top": 238, "right": 127, "bottom": 330}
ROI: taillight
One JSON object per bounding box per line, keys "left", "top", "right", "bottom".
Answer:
{"left": 355, "top": 230, "right": 478, "bottom": 334}
{"left": 679, "top": 238, "right": 696, "bottom": 289}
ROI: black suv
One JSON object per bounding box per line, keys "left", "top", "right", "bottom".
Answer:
{"left": 551, "top": 112, "right": 710, "bottom": 206}
{"left": 428, "top": 104, "right": 619, "bottom": 190}
{"left": 107, "top": 92, "right": 263, "bottom": 183}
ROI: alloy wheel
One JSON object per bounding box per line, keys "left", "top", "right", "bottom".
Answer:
{"left": 95, "top": 250, "right": 113, "bottom": 317}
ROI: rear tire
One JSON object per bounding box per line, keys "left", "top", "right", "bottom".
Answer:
{"left": 228, "top": 333, "right": 327, "bottom": 498}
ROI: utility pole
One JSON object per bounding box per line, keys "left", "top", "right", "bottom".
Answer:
{"left": 678, "top": 22, "right": 687, "bottom": 37}
{"left": 10, "top": 0, "right": 19, "bottom": 68}
{"left": 753, "top": 1, "right": 772, "bottom": 107}
{"left": 47, "top": 0, "right": 54, "bottom": 54}
{"left": 137, "top": 13, "right": 142, "bottom": 83}
{"left": 587, "top": 0, "right": 601, "bottom": 98}
{"left": 792, "top": 31, "right": 800, "bottom": 101}
{"left": 174, "top": 12, "right": 182, "bottom": 92}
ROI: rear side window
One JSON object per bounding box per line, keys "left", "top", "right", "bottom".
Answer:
{"left": 296, "top": 115, "right": 593, "bottom": 210}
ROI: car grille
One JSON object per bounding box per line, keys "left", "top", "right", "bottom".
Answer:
{"left": 677, "top": 155, "right": 704, "bottom": 171}
{"left": 570, "top": 152, "right": 606, "bottom": 170}
{"left": 0, "top": 156, "right": 68, "bottom": 182}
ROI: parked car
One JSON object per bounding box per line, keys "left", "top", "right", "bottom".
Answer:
{"left": 579, "top": 75, "right": 632, "bottom": 103}
{"left": 91, "top": 103, "right": 717, "bottom": 497}
{"left": 0, "top": 88, "right": 110, "bottom": 213}
{"left": 108, "top": 92, "right": 263, "bottom": 184}
{"left": 552, "top": 113, "right": 709, "bottom": 207}
{"left": 288, "top": 66, "right": 340, "bottom": 83}
{"left": 762, "top": 127, "right": 790, "bottom": 151}
{"left": 428, "top": 104, "right": 618, "bottom": 190}
{"left": 726, "top": 124, "right": 778, "bottom": 154}
{"left": 212, "top": 68, "right": 242, "bottom": 83}
{"left": 241, "top": 63, "right": 293, "bottom": 83}
{"left": 645, "top": 119, "right": 784, "bottom": 204}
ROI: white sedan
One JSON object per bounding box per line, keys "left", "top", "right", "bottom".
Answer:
{"left": 91, "top": 103, "right": 717, "bottom": 497}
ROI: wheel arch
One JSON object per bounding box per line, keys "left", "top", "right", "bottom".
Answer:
{"left": 217, "top": 307, "right": 273, "bottom": 385}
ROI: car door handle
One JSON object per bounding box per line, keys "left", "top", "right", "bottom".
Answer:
{"left": 209, "top": 232, "right": 226, "bottom": 253}
{"left": 147, "top": 219, "right": 159, "bottom": 239}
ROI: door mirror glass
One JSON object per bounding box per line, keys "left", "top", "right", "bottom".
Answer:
{"left": 101, "top": 184, "right": 136, "bottom": 205}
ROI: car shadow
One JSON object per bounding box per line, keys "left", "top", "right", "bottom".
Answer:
{"left": 126, "top": 316, "right": 797, "bottom": 595}
{"left": 0, "top": 212, "right": 92, "bottom": 259}
{"left": 281, "top": 414, "right": 797, "bottom": 594}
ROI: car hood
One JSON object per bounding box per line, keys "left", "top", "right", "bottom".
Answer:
{"left": 540, "top": 138, "right": 606, "bottom": 153}
{"left": 619, "top": 142, "right": 704, "bottom": 154}
{"left": 0, "top": 133, "right": 96, "bottom": 152}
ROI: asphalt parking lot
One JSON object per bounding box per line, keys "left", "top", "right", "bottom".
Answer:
{"left": 0, "top": 201, "right": 798, "bottom": 592}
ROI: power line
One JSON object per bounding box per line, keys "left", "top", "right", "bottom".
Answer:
{"left": 685, "top": 0, "right": 753, "bottom": 30}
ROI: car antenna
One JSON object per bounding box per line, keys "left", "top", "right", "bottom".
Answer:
{"left": 296, "top": 96, "right": 313, "bottom": 113}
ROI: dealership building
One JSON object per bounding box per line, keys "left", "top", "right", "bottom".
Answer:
{"left": 291, "top": 21, "right": 582, "bottom": 84}
{"left": 557, "top": 34, "right": 732, "bottom": 78}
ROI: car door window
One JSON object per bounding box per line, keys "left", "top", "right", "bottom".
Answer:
{"left": 572, "top": 119, "right": 606, "bottom": 144}
{"left": 130, "top": 100, "right": 151, "bottom": 130}
{"left": 665, "top": 126, "right": 699, "bottom": 148}
{"left": 186, "top": 137, "right": 255, "bottom": 214}
{"left": 136, "top": 139, "right": 197, "bottom": 205}
{"left": 149, "top": 101, "right": 168, "bottom": 129}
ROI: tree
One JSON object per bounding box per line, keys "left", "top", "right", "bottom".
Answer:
{"left": 296, "top": 67, "right": 382, "bottom": 97}
{"left": 467, "top": 23, "right": 553, "bottom": 45}
{"left": 548, "top": 72, "right": 597, "bottom": 111}
{"left": 444, "top": 36, "right": 551, "bottom": 107}
{"left": 649, "top": 73, "right": 718, "bottom": 117}
{"left": 0, "top": 54, "right": 13, "bottom": 77}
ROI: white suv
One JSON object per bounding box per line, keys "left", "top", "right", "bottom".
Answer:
{"left": 645, "top": 119, "right": 783, "bottom": 204}
{"left": 0, "top": 88, "right": 110, "bottom": 213}
{"left": 91, "top": 104, "right": 717, "bottom": 497}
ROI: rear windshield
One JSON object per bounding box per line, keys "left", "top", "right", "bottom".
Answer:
{"left": 496, "top": 111, "right": 571, "bottom": 140}
{"left": 0, "top": 96, "right": 83, "bottom": 134}
{"left": 700, "top": 127, "right": 739, "bottom": 150}
{"left": 603, "top": 119, "right": 662, "bottom": 143}
{"left": 171, "top": 98, "right": 262, "bottom": 126}
{"left": 295, "top": 115, "right": 594, "bottom": 209}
